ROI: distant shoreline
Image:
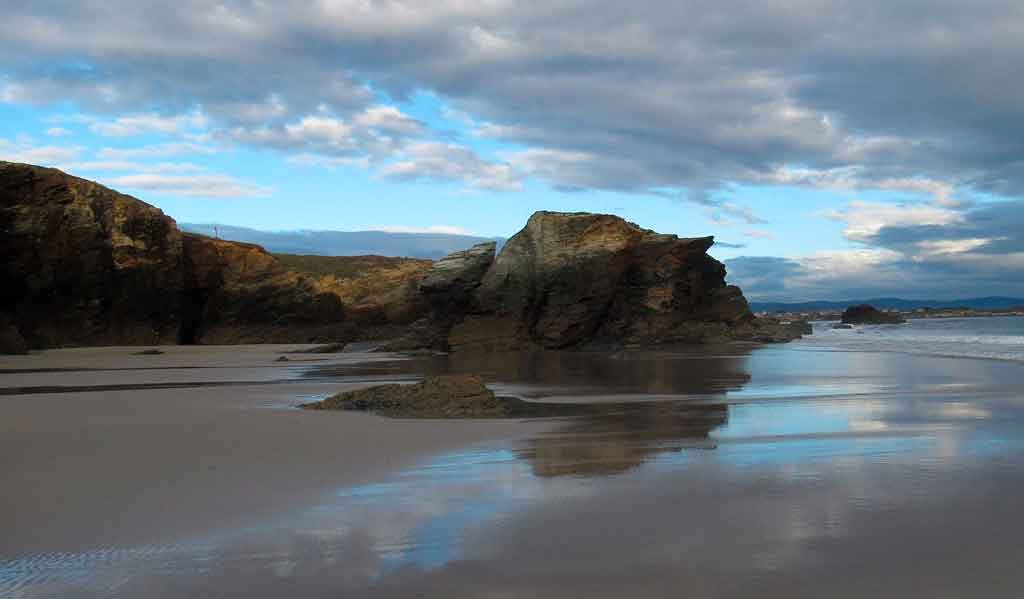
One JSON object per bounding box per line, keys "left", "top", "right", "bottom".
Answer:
{"left": 762, "top": 309, "right": 1024, "bottom": 321}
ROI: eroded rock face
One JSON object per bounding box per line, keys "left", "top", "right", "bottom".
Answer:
{"left": 420, "top": 241, "right": 496, "bottom": 318}
{"left": 422, "top": 211, "right": 796, "bottom": 351}
{"left": 179, "top": 234, "right": 349, "bottom": 344}
{"left": 0, "top": 162, "right": 184, "bottom": 347}
{"left": 0, "top": 162, "right": 430, "bottom": 348}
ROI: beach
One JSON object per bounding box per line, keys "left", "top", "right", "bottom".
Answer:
{"left": 3, "top": 319, "right": 1024, "bottom": 597}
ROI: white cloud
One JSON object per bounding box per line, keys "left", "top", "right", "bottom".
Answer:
{"left": 98, "top": 142, "right": 217, "bottom": 159}
{"left": 381, "top": 141, "right": 522, "bottom": 192}
{"left": 824, "top": 200, "right": 963, "bottom": 243}
{"left": 286, "top": 153, "right": 369, "bottom": 169}
{"left": 283, "top": 115, "right": 356, "bottom": 149}
{"left": 106, "top": 173, "right": 272, "bottom": 198}
{"left": 46, "top": 127, "right": 72, "bottom": 137}
{"left": 353, "top": 105, "right": 425, "bottom": 137}
{"left": 62, "top": 160, "right": 206, "bottom": 174}
{"left": 0, "top": 137, "right": 83, "bottom": 165}
{"left": 90, "top": 111, "right": 208, "bottom": 137}
{"left": 915, "top": 238, "right": 994, "bottom": 256}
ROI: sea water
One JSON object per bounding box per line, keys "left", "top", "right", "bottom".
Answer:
{"left": 804, "top": 315, "right": 1024, "bottom": 362}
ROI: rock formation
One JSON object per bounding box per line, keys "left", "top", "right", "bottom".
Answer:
{"left": 392, "top": 211, "right": 807, "bottom": 351}
{"left": 1, "top": 161, "right": 185, "bottom": 348}
{"left": 841, "top": 304, "right": 906, "bottom": 325}
{"left": 1, "top": 163, "right": 805, "bottom": 352}
{"left": 0, "top": 162, "right": 429, "bottom": 350}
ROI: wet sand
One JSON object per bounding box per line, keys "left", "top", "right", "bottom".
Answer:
{"left": 0, "top": 345, "right": 550, "bottom": 558}
{"left": 4, "top": 342, "right": 1024, "bottom": 597}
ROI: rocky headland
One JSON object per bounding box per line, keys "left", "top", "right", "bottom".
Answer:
{"left": 0, "top": 162, "right": 429, "bottom": 349}
{"left": 1, "top": 162, "right": 806, "bottom": 352}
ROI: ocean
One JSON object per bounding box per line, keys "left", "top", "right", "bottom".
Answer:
{"left": 804, "top": 315, "right": 1024, "bottom": 362}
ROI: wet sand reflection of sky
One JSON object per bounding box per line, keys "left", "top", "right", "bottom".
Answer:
{"left": 5, "top": 344, "right": 1024, "bottom": 598}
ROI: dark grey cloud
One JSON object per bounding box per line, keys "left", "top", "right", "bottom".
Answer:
{"left": 725, "top": 256, "right": 804, "bottom": 295}
{"left": 3, "top": 1, "right": 1024, "bottom": 197}
{"left": 865, "top": 200, "right": 1024, "bottom": 255}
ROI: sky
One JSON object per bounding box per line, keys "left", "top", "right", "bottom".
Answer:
{"left": 2, "top": 1, "right": 1024, "bottom": 301}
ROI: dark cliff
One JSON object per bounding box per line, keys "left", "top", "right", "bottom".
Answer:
{"left": 1, "top": 162, "right": 184, "bottom": 348}
{"left": 0, "top": 162, "right": 430, "bottom": 350}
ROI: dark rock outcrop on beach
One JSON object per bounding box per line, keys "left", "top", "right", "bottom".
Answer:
{"left": 0, "top": 162, "right": 430, "bottom": 348}
{"left": 392, "top": 211, "right": 807, "bottom": 351}
{"left": 302, "top": 375, "right": 507, "bottom": 418}
{"left": 841, "top": 304, "right": 906, "bottom": 325}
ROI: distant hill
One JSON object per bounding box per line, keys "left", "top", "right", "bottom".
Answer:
{"left": 750, "top": 297, "right": 1024, "bottom": 313}
{"left": 180, "top": 224, "right": 503, "bottom": 260}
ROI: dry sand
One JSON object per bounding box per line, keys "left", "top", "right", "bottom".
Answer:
{"left": 0, "top": 345, "right": 548, "bottom": 556}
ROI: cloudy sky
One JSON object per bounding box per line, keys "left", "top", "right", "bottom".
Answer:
{"left": 2, "top": 1, "right": 1023, "bottom": 300}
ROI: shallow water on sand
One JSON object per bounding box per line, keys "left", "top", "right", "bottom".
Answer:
{"left": 3, "top": 336, "right": 1024, "bottom": 598}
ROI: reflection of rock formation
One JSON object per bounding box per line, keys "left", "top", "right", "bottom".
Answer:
{"left": 306, "top": 370, "right": 731, "bottom": 478}
{"left": 313, "top": 347, "right": 755, "bottom": 398}
{"left": 439, "top": 349, "right": 753, "bottom": 397}
{"left": 518, "top": 402, "right": 728, "bottom": 477}
{"left": 309, "top": 348, "right": 747, "bottom": 477}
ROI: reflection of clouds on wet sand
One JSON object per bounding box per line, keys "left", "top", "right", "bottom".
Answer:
{"left": 14, "top": 388, "right": 1024, "bottom": 599}
{"left": 20, "top": 442, "right": 1024, "bottom": 599}
{"left": 8, "top": 346, "right": 1024, "bottom": 598}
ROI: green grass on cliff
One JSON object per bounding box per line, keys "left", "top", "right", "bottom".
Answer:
{"left": 273, "top": 253, "right": 431, "bottom": 279}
